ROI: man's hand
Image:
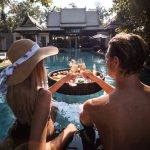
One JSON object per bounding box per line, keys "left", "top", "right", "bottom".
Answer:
{"left": 82, "top": 70, "right": 96, "bottom": 82}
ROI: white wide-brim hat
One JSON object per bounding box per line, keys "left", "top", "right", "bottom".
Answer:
{"left": 6, "top": 39, "right": 58, "bottom": 86}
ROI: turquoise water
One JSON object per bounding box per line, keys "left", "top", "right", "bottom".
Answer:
{"left": 0, "top": 49, "right": 115, "bottom": 143}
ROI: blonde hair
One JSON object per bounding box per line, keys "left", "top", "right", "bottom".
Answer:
{"left": 6, "top": 60, "right": 46, "bottom": 125}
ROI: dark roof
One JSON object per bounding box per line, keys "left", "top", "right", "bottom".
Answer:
{"left": 14, "top": 13, "right": 43, "bottom": 32}
{"left": 47, "top": 12, "right": 60, "bottom": 27}
{"left": 105, "top": 16, "right": 119, "bottom": 30}
{"left": 60, "top": 8, "right": 86, "bottom": 24}
{"left": 47, "top": 8, "right": 101, "bottom": 31}
{"left": 14, "top": 9, "right": 105, "bottom": 32}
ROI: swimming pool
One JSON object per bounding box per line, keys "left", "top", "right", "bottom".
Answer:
{"left": 0, "top": 49, "right": 115, "bottom": 143}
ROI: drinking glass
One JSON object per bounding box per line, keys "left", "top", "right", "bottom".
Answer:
{"left": 68, "top": 59, "right": 78, "bottom": 86}
{"left": 78, "top": 59, "right": 86, "bottom": 72}
{"left": 69, "top": 59, "right": 78, "bottom": 73}
{"left": 70, "top": 64, "right": 78, "bottom": 73}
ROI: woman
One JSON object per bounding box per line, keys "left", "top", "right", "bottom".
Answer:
{"left": 80, "top": 33, "right": 150, "bottom": 150}
{"left": 0, "top": 39, "right": 77, "bottom": 150}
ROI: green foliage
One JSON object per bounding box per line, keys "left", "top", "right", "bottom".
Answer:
{"left": 95, "top": 1, "right": 110, "bottom": 25}
{"left": 0, "top": 0, "right": 12, "bottom": 32}
{"left": 112, "top": 0, "right": 150, "bottom": 46}
{"left": 0, "top": 0, "right": 54, "bottom": 32}
{"left": 29, "top": 0, "right": 52, "bottom": 7}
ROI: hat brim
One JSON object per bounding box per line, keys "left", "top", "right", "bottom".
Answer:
{"left": 6, "top": 46, "right": 58, "bottom": 86}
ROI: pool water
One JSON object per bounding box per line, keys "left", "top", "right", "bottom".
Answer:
{"left": 0, "top": 49, "right": 115, "bottom": 143}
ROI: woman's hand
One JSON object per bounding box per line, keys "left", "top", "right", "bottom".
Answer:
{"left": 65, "top": 123, "right": 78, "bottom": 135}
{"left": 63, "top": 72, "right": 77, "bottom": 83}
{"left": 49, "top": 73, "right": 77, "bottom": 94}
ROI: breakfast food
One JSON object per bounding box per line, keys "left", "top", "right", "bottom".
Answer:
{"left": 50, "top": 70, "right": 69, "bottom": 81}
{"left": 49, "top": 69, "right": 104, "bottom": 84}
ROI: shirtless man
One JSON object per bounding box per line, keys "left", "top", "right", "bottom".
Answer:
{"left": 80, "top": 33, "right": 150, "bottom": 150}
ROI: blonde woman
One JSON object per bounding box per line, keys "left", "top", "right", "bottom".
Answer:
{"left": 0, "top": 39, "right": 77, "bottom": 150}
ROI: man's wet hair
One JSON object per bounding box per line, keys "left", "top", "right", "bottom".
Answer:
{"left": 108, "top": 32, "right": 150, "bottom": 75}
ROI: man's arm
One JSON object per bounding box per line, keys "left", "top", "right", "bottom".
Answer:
{"left": 94, "top": 76, "right": 115, "bottom": 94}
{"left": 80, "top": 94, "right": 109, "bottom": 126}
{"left": 80, "top": 100, "right": 93, "bottom": 126}
{"left": 142, "top": 82, "right": 150, "bottom": 92}
{"left": 82, "top": 70, "right": 115, "bottom": 94}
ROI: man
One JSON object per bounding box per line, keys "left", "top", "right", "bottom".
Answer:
{"left": 80, "top": 33, "right": 150, "bottom": 150}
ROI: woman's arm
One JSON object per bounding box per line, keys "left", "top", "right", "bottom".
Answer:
{"left": 28, "top": 89, "right": 77, "bottom": 150}
{"left": 28, "top": 89, "right": 51, "bottom": 150}
{"left": 48, "top": 73, "right": 76, "bottom": 94}
{"left": 46, "top": 123, "right": 77, "bottom": 150}
{"left": 82, "top": 70, "right": 115, "bottom": 94}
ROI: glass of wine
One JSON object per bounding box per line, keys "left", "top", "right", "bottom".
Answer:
{"left": 68, "top": 59, "right": 78, "bottom": 86}
{"left": 78, "top": 59, "right": 86, "bottom": 73}
{"left": 77, "top": 59, "right": 86, "bottom": 79}
{"left": 70, "top": 64, "right": 78, "bottom": 73}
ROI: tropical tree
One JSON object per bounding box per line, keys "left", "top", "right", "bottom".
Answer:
{"left": 112, "top": 0, "right": 150, "bottom": 45}
{"left": 29, "top": 0, "right": 52, "bottom": 7}
{"left": 14, "top": 1, "right": 48, "bottom": 28}
{"left": 94, "top": 1, "right": 110, "bottom": 25}
{"left": 112, "top": 0, "right": 150, "bottom": 66}
{"left": 0, "top": 0, "right": 53, "bottom": 32}
{"left": 0, "top": 0, "right": 16, "bottom": 32}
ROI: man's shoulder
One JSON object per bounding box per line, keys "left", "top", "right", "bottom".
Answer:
{"left": 83, "top": 94, "right": 110, "bottom": 111}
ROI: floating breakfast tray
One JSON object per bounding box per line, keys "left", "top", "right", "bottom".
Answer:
{"left": 48, "top": 69, "right": 104, "bottom": 95}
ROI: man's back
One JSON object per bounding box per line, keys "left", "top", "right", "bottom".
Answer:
{"left": 80, "top": 33, "right": 150, "bottom": 150}
{"left": 89, "top": 88, "right": 150, "bottom": 150}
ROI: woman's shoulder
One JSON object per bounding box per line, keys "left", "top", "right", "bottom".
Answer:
{"left": 38, "top": 88, "right": 52, "bottom": 97}
{"left": 37, "top": 88, "right": 52, "bottom": 106}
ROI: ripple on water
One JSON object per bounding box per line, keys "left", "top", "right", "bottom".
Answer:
{"left": 53, "top": 100, "right": 82, "bottom": 126}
